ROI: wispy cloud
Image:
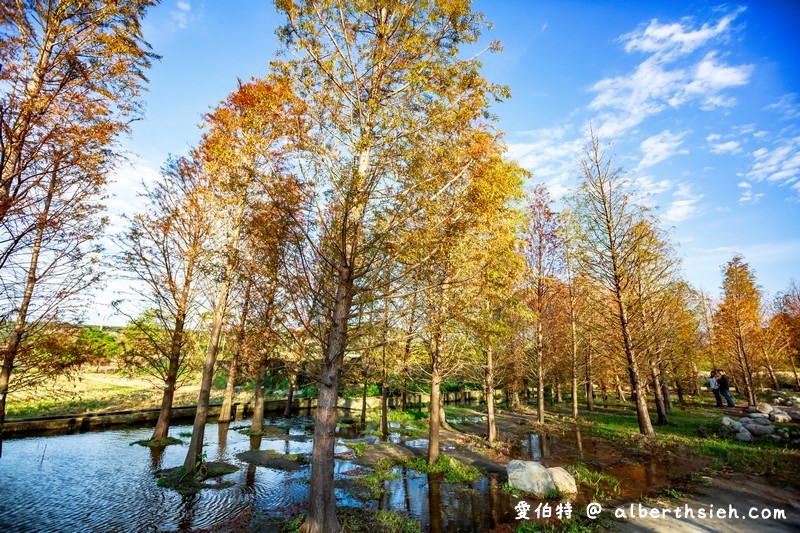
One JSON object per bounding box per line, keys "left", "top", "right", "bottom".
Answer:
{"left": 589, "top": 9, "right": 752, "bottom": 138}
{"left": 737, "top": 181, "right": 764, "bottom": 204}
{"left": 507, "top": 126, "right": 584, "bottom": 199}
{"left": 746, "top": 136, "right": 800, "bottom": 195}
{"left": 636, "top": 129, "right": 689, "bottom": 170}
{"left": 766, "top": 93, "right": 800, "bottom": 121}
{"left": 709, "top": 139, "right": 741, "bottom": 154}
{"left": 170, "top": 0, "right": 196, "bottom": 30}
{"left": 662, "top": 182, "right": 703, "bottom": 223}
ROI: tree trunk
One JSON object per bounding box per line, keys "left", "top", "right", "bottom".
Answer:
{"left": 647, "top": 353, "right": 668, "bottom": 425}
{"left": 251, "top": 361, "right": 268, "bottom": 433}
{"left": 691, "top": 361, "right": 700, "bottom": 395}
{"left": 380, "top": 378, "right": 389, "bottom": 437}
{"left": 220, "top": 284, "right": 251, "bottom": 424}
{"left": 360, "top": 381, "right": 368, "bottom": 426}
{"left": 427, "top": 327, "right": 442, "bottom": 466}
{"left": 182, "top": 197, "right": 246, "bottom": 474}
{"left": 658, "top": 357, "right": 673, "bottom": 414}
{"left": 761, "top": 346, "right": 780, "bottom": 391}
{"left": 284, "top": 372, "right": 296, "bottom": 418}
{"left": 585, "top": 344, "right": 594, "bottom": 411}
{"left": 486, "top": 347, "right": 496, "bottom": 444}
{"left": 182, "top": 273, "right": 232, "bottom": 474}
{"left": 302, "top": 262, "right": 353, "bottom": 533}
{"left": 0, "top": 168, "right": 56, "bottom": 457}
{"left": 615, "top": 375, "right": 626, "bottom": 402}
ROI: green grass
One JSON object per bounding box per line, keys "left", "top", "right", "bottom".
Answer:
{"left": 577, "top": 405, "right": 800, "bottom": 480}
{"left": 568, "top": 464, "right": 621, "bottom": 500}
{"left": 404, "top": 455, "right": 482, "bottom": 483}
{"left": 354, "top": 458, "right": 401, "bottom": 499}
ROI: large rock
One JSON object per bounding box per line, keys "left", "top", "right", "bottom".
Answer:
{"left": 750, "top": 417, "right": 772, "bottom": 426}
{"left": 507, "top": 460, "right": 557, "bottom": 497}
{"left": 748, "top": 424, "right": 775, "bottom": 436}
{"left": 547, "top": 467, "right": 577, "bottom": 495}
{"left": 735, "top": 430, "right": 753, "bottom": 442}
{"left": 721, "top": 416, "right": 734, "bottom": 427}
{"left": 749, "top": 413, "right": 769, "bottom": 419}
{"left": 730, "top": 421, "right": 744, "bottom": 431}
{"left": 756, "top": 402, "right": 773, "bottom": 414}
{"left": 789, "top": 410, "right": 800, "bottom": 422}
{"left": 739, "top": 417, "right": 752, "bottom": 425}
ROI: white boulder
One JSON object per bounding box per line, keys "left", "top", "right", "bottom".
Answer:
{"left": 547, "top": 467, "right": 577, "bottom": 495}
{"left": 507, "top": 460, "right": 557, "bottom": 497}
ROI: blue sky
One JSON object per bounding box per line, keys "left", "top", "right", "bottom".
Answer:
{"left": 103, "top": 0, "right": 800, "bottom": 324}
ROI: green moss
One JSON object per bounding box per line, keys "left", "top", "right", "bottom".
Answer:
{"left": 404, "top": 455, "right": 482, "bottom": 483}
{"left": 131, "top": 437, "right": 182, "bottom": 447}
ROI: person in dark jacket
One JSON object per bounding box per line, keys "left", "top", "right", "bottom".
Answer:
{"left": 715, "top": 370, "right": 735, "bottom": 407}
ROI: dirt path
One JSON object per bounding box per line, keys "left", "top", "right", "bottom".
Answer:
{"left": 612, "top": 474, "right": 800, "bottom": 532}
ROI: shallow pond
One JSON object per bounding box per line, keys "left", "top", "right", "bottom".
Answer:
{"left": 0, "top": 417, "right": 520, "bottom": 532}
{"left": 0, "top": 415, "right": 679, "bottom": 531}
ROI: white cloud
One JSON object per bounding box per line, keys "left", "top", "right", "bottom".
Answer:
{"left": 589, "top": 9, "right": 752, "bottom": 138}
{"left": 662, "top": 182, "right": 703, "bottom": 223}
{"left": 738, "top": 187, "right": 764, "bottom": 204}
{"left": 621, "top": 8, "right": 744, "bottom": 61}
{"left": 541, "top": 22, "right": 548, "bottom": 33}
{"left": 766, "top": 93, "right": 800, "bottom": 121}
{"left": 746, "top": 136, "right": 800, "bottom": 196}
{"left": 507, "top": 126, "right": 584, "bottom": 199}
{"left": 636, "top": 129, "right": 688, "bottom": 170}
{"left": 170, "top": 0, "right": 195, "bottom": 29}
{"left": 710, "top": 140, "right": 741, "bottom": 154}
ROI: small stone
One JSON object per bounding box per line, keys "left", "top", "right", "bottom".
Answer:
{"left": 730, "top": 421, "right": 743, "bottom": 431}
{"left": 749, "top": 413, "right": 769, "bottom": 419}
{"left": 787, "top": 411, "right": 800, "bottom": 422}
{"left": 747, "top": 406, "right": 759, "bottom": 413}
{"left": 735, "top": 430, "right": 753, "bottom": 442}
{"left": 721, "top": 416, "right": 733, "bottom": 426}
{"left": 739, "top": 417, "right": 751, "bottom": 424}
{"left": 751, "top": 417, "right": 772, "bottom": 426}
{"left": 547, "top": 467, "right": 578, "bottom": 494}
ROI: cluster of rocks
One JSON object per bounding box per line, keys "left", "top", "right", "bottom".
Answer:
{"left": 721, "top": 400, "right": 799, "bottom": 443}
{"left": 767, "top": 391, "right": 800, "bottom": 421}
{"left": 506, "top": 460, "right": 577, "bottom": 497}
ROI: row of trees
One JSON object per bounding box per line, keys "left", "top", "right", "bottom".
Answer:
{"left": 1, "top": 3, "right": 798, "bottom": 533}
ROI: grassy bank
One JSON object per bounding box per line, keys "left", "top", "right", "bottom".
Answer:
{"left": 6, "top": 372, "right": 253, "bottom": 419}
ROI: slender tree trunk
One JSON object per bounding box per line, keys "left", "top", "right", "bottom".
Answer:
{"left": 182, "top": 199, "right": 246, "bottom": 474}
{"left": 152, "top": 336, "right": 182, "bottom": 440}
{"left": 791, "top": 355, "right": 800, "bottom": 387}
{"left": 615, "top": 374, "right": 626, "bottom": 402}
{"left": 302, "top": 262, "right": 354, "bottom": 533}
{"left": 691, "top": 361, "right": 700, "bottom": 395}
{"left": 658, "top": 356, "right": 673, "bottom": 414}
{"left": 251, "top": 360, "right": 268, "bottom": 433}
{"left": 647, "top": 351, "right": 668, "bottom": 425}
{"left": 360, "top": 380, "right": 368, "bottom": 426}
{"left": 486, "top": 347, "right": 496, "bottom": 444}
{"left": 182, "top": 275, "right": 232, "bottom": 473}
{"left": 0, "top": 168, "right": 57, "bottom": 457}
{"left": 761, "top": 346, "right": 780, "bottom": 391}
{"left": 284, "top": 372, "right": 296, "bottom": 418}
{"left": 220, "top": 283, "right": 251, "bottom": 424}
{"left": 427, "top": 326, "right": 442, "bottom": 465}
{"left": 585, "top": 345, "right": 594, "bottom": 411}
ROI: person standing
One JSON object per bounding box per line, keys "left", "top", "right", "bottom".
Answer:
{"left": 709, "top": 370, "right": 722, "bottom": 407}
{"left": 716, "top": 370, "right": 735, "bottom": 408}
